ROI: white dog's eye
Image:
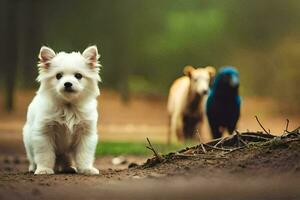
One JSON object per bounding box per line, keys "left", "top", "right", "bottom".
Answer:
{"left": 75, "top": 73, "right": 83, "bottom": 80}
{"left": 56, "top": 73, "right": 63, "bottom": 80}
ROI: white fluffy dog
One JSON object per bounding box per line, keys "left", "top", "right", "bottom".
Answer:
{"left": 23, "top": 45, "right": 101, "bottom": 175}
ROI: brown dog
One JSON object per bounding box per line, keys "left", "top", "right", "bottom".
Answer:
{"left": 167, "top": 65, "right": 216, "bottom": 143}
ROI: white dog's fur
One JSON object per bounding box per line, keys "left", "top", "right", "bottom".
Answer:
{"left": 23, "top": 46, "right": 101, "bottom": 175}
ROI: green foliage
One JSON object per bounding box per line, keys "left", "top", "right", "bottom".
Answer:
{"left": 2, "top": 0, "right": 300, "bottom": 111}
{"left": 128, "top": 75, "right": 160, "bottom": 95}
{"left": 96, "top": 140, "right": 195, "bottom": 156}
{"left": 149, "top": 9, "right": 224, "bottom": 52}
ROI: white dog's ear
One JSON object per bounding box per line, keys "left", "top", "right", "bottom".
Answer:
{"left": 82, "top": 45, "right": 100, "bottom": 68}
{"left": 38, "top": 46, "right": 56, "bottom": 68}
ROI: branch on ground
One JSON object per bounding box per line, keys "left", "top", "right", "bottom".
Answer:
{"left": 146, "top": 137, "right": 163, "bottom": 162}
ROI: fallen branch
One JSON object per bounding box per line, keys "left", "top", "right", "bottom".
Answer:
{"left": 207, "top": 132, "right": 273, "bottom": 148}
{"left": 174, "top": 153, "right": 228, "bottom": 159}
{"left": 240, "top": 134, "right": 272, "bottom": 142}
{"left": 203, "top": 143, "right": 231, "bottom": 151}
{"left": 142, "top": 125, "right": 300, "bottom": 169}
{"left": 281, "top": 120, "right": 300, "bottom": 136}
{"left": 224, "top": 146, "right": 247, "bottom": 155}
{"left": 213, "top": 136, "right": 227, "bottom": 148}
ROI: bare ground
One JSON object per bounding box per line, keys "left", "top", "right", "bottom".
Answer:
{"left": 1, "top": 132, "right": 300, "bottom": 200}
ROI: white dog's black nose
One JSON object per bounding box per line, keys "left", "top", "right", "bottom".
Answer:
{"left": 64, "top": 82, "right": 73, "bottom": 88}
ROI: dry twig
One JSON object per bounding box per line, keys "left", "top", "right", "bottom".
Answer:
{"left": 291, "top": 126, "right": 300, "bottom": 133}
{"left": 143, "top": 124, "right": 300, "bottom": 169}
{"left": 235, "top": 131, "right": 247, "bottom": 146}
{"left": 285, "top": 119, "right": 290, "bottom": 133}
{"left": 196, "top": 129, "right": 207, "bottom": 154}
{"left": 255, "top": 116, "right": 270, "bottom": 134}
{"left": 213, "top": 136, "right": 227, "bottom": 148}
{"left": 174, "top": 153, "right": 228, "bottom": 159}
{"left": 146, "top": 137, "right": 163, "bottom": 161}
{"left": 224, "top": 146, "right": 247, "bottom": 155}
{"left": 203, "top": 143, "right": 231, "bottom": 151}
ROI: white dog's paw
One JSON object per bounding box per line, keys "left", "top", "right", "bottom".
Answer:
{"left": 28, "top": 164, "right": 36, "bottom": 173}
{"left": 78, "top": 167, "right": 99, "bottom": 175}
{"left": 34, "top": 167, "right": 54, "bottom": 175}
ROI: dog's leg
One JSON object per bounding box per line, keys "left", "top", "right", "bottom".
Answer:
{"left": 74, "top": 133, "right": 99, "bottom": 175}
{"left": 24, "top": 143, "right": 36, "bottom": 173}
{"left": 167, "top": 115, "right": 172, "bottom": 144}
{"left": 171, "top": 112, "right": 183, "bottom": 142}
{"left": 23, "top": 125, "right": 36, "bottom": 173}
{"left": 32, "top": 134, "right": 55, "bottom": 175}
{"left": 175, "top": 115, "right": 184, "bottom": 142}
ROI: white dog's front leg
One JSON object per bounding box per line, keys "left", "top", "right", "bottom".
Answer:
{"left": 32, "top": 135, "right": 55, "bottom": 175}
{"left": 74, "top": 133, "right": 99, "bottom": 175}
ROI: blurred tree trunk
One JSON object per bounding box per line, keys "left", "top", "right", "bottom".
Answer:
{"left": 107, "top": 0, "right": 135, "bottom": 102}
{"left": 19, "top": 0, "right": 43, "bottom": 87}
{"left": 0, "top": 1, "right": 6, "bottom": 91}
{"left": 2, "top": 0, "right": 19, "bottom": 111}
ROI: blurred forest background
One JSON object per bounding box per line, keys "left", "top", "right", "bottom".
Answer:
{"left": 0, "top": 0, "right": 299, "bottom": 113}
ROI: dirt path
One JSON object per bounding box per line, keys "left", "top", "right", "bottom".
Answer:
{"left": 1, "top": 173, "right": 299, "bottom": 200}
{"left": 1, "top": 135, "right": 300, "bottom": 200}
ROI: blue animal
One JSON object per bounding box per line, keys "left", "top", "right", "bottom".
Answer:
{"left": 206, "top": 66, "right": 241, "bottom": 139}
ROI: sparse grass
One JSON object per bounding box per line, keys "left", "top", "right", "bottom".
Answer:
{"left": 96, "top": 140, "right": 197, "bottom": 156}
